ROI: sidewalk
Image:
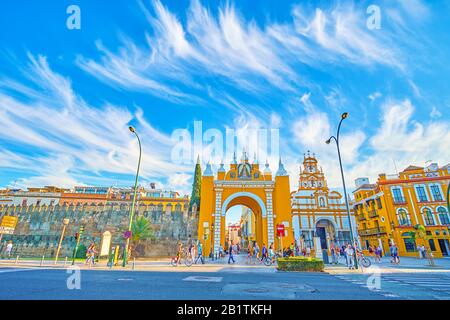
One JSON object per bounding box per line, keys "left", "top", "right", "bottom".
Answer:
{"left": 0, "top": 254, "right": 275, "bottom": 273}
{"left": 325, "top": 256, "right": 450, "bottom": 274}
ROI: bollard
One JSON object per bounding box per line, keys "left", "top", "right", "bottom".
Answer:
{"left": 15, "top": 255, "right": 19, "bottom": 264}
{"left": 132, "top": 258, "right": 136, "bottom": 270}
{"left": 64, "top": 257, "right": 68, "bottom": 267}
{"left": 40, "top": 255, "right": 45, "bottom": 267}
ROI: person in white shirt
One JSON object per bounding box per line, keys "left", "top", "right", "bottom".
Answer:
{"left": 345, "top": 244, "right": 355, "bottom": 270}
{"left": 5, "top": 241, "right": 13, "bottom": 259}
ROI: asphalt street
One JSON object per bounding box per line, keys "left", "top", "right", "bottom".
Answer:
{"left": 0, "top": 266, "right": 388, "bottom": 300}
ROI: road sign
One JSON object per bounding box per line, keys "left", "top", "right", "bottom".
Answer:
{"left": 0, "top": 216, "right": 18, "bottom": 235}
{"left": 123, "top": 230, "right": 132, "bottom": 239}
{"left": 276, "top": 224, "right": 285, "bottom": 237}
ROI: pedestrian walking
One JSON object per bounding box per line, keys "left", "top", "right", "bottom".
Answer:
{"left": 390, "top": 243, "right": 400, "bottom": 265}
{"left": 345, "top": 244, "right": 355, "bottom": 269}
{"left": 5, "top": 241, "right": 13, "bottom": 259}
{"left": 418, "top": 245, "right": 425, "bottom": 259}
{"left": 374, "top": 245, "right": 382, "bottom": 263}
{"left": 246, "top": 242, "right": 254, "bottom": 264}
{"left": 85, "top": 243, "right": 96, "bottom": 267}
{"left": 261, "top": 243, "right": 268, "bottom": 262}
{"left": 195, "top": 241, "right": 204, "bottom": 264}
{"left": 188, "top": 241, "right": 195, "bottom": 259}
{"left": 330, "top": 245, "right": 338, "bottom": 264}
{"left": 269, "top": 243, "right": 275, "bottom": 259}
{"left": 254, "top": 242, "right": 260, "bottom": 260}
{"left": 228, "top": 242, "right": 235, "bottom": 264}
{"left": 176, "top": 241, "right": 183, "bottom": 266}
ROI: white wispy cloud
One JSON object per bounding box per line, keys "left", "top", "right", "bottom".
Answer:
{"left": 339, "top": 99, "right": 450, "bottom": 189}
{"left": 76, "top": 0, "right": 409, "bottom": 108}
{"left": 0, "top": 53, "right": 190, "bottom": 189}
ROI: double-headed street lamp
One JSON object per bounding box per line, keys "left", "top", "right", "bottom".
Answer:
{"left": 122, "top": 126, "right": 142, "bottom": 267}
{"left": 326, "top": 112, "right": 359, "bottom": 269}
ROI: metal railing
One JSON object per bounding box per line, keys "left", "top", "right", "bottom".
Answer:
{"left": 357, "top": 213, "right": 367, "bottom": 221}
{"left": 368, "top": 210, "right": 379, "bottom": 218}
{"left": 359, "top": 226, "right": 387, "bottom": 236}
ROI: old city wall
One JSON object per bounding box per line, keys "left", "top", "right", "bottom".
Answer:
{"left": 0, "top": 203, "right": 198, "bottom": 258}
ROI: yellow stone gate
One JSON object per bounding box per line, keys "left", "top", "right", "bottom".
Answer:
{"left": 198, "top": 152, "right": 294, "bottom": 256}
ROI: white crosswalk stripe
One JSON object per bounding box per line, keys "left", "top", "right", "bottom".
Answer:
{"left": 333, "top": 272, "right": 450, "bottom": 299}
{"left": 0, "top": 268, "right": 39, "bottom": 273}
{"left": 381, "top": 273, "right": 450, "bottom": 293}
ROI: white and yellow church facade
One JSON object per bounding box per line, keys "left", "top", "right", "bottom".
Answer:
{"left": 291, "top": 152, "right": 357, "bottom": 251}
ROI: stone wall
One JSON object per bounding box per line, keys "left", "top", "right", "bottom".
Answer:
{"left": 0, "top": 204, "right": 198, "bottom": 258}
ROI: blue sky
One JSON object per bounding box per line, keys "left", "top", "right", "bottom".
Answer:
{"left": 0, "top": 0, "right": 449, "bottom": 199}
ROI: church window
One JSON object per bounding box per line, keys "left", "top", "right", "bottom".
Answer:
{"left": 319, "top": 197, "right": 325, "bottom": 207}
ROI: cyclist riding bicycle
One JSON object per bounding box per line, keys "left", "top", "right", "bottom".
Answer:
{"left": 176, "top": 241, "right": 183, "bottom": 265}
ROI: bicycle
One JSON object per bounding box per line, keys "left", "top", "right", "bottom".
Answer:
{"left": 357, "top": 251, "right": 371, "bottom": 268}
{"left": 263, "top": 252, "right": 281, "bottom": 266}
{"left": 170, "top": 249, "right": 193, "bottom": 267}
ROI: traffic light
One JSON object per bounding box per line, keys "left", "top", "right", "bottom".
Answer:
{"left": 75, "top": 232, "right": 79, "bottom": 240}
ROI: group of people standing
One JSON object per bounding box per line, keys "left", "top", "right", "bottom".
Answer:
{"left": 243, "top": 241, "right": 274, "bottom": 264}
{"left": 176, "top": 240, "right": 205, "bottom": 265}
{"left": 367, "top": 244, "right": 384, "bottom": 263}
{"left": 329, "top": 242, "right": 365, "bottom": 269}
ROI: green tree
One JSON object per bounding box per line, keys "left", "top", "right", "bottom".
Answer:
{"left": 406, "top": 224, "right": 435, "bottom": 266}
{"left": 130, "top": 216, "right": 154, "bottom": 258}
{"left": 189, "top": 155, "right": 202, "bottom": 211}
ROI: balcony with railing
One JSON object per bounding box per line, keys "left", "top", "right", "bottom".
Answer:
{"left": 357, "top": 212, "right": 367, "bottom": 221}
{"left": 359, "top": 226, "right": 387, "bottom": 236}
{"left": 368, "top": 210, "right": 379, "bottom": 218}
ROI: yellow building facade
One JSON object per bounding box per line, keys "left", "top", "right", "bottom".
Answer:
{"left": 198, "top": 151, "right": 293, "bottom": 256}
{"left": 353, "top": 163, "right": 450, "bottom": 257}
{"left": 240, "top": 206, "right": 256, "bottom": 248}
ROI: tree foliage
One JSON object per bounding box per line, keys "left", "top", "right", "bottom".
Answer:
{"left": 189, "top": 157, "right": 202, "bottom": 211}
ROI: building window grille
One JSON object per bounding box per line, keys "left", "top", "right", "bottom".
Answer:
{"left": 430, "top": 185, "right": 443, "bottom": 201}
{"left": 438, "top": 207, "right": 450, "bottom": 225}
{"left": 416, "top": 186, "right": 428, "bottom": 202}
{"left": 423, "top": 208, "right": 435, "bottom": 226}
{"left": 397, "top": 209, "right": 411, "bottom": 226}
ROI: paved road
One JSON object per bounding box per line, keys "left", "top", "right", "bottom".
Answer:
{"left": 0, "top": 265, "right": 388, "bottom": 300}
{"left": 2, "top": 254, "right": 450, "bottom": 300}
{"left": 334, "top": 271, "right": 450, "bottom": 300}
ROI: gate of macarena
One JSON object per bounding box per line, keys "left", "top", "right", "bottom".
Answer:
{"left": 198, "top": 152, "right": 294, "bottom": 256}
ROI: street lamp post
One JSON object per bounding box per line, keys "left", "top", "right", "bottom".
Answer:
{"left": 326, "top": 112, "right": 359, "bottom": 269}
{"left": 54, "top": 218, "right": 70, "bottom": 264}
{"left": 447, "top": 182, "right": 450, "bottom": 216}
{"left": 122, "top": 126, "right": 142, "bottom": 267}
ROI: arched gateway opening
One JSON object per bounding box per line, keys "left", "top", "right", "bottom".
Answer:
{"left": 223, "top": 196, "right": 265, "bottom": 251}
{"left": 198, "top": 151, "right": 294, "bottom": 257}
